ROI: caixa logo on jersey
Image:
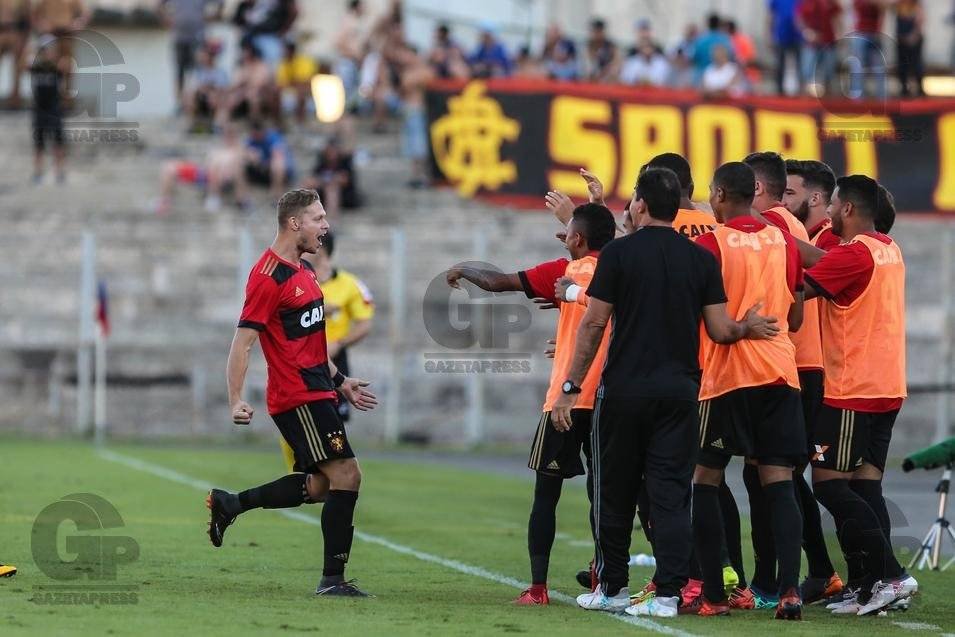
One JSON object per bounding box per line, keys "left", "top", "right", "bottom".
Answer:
{"left": 281, "top": 300, "right": 325, "bottom": 340}
{"left": 423, "top": 262, "right": 532, "bottom": 374}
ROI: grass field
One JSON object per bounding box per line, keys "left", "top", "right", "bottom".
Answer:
{"left": 1, "top": 437, "right": 953, "bottom": 636}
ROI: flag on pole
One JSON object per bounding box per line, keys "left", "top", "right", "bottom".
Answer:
{"left": 96, "top": 280, "right": 110, "bottom": 337}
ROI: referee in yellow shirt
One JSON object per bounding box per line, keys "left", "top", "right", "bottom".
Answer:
{"left": 281, "top": 232, "right": 374, "bottom": 473}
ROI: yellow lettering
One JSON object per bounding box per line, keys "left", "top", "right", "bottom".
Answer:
{"left": 547, "top": 96, "right": 616, "bottom": 198}
{"left": 616, "top": 104, "right": 683, "bottom": 199}
{"left": 934, "top": 114, "right": 955, "bottom": 210}
{"left": 755, "top": 110, "right": 820, "bottom": 161}
{"left": 821, "top": 114, "right": 894, "bottom": 179}
{"left": 687, "top": 106, "right": 750, "bottom": 201}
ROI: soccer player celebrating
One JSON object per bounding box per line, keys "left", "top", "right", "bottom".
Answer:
{"left": 209, "top": 189, "right": 378, "bottom": 598}
{"left": 780, "top": 158, "right": 845, "bottom": 603}
{"left": 446, "top": 203, "right": 617, "bottom": 605}
{"left": 692, "top": 162, "right": 806, "bottom": 620}
{"left": 553, "top": 167, "right": 778, "bottom": 618}
{"left": 803, "top": 175, "right": 918, "bottom": 615}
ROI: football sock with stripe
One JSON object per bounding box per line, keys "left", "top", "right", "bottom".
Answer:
{"left": 763, "top": 479, "right": 802, "bottom": 596}
{"left": 322, "top": 489, "right": 359, "bottom": 579}
{"left": 528, "top": 473, "right": 563, "bottom": 585}
{"left": 795, "top": 471, "right": 836, "bottom": 578}
{"left": 743, "top": 464, "right": 777, "bottom": 593}
{"left": 237, "top": 473, "right": 308, "bottom": 512}
{"left": 693, "top": 483, "right": 727, "bottom": 603}
{"left": 718, "top": 478, "right": 747, "bottom": 588}
{"left": 850, "top": 478, "right": 904, "bottom": 580}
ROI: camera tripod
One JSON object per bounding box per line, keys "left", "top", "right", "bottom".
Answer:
{"left": 908, "top": 465, "right": 955, "bottom": 571}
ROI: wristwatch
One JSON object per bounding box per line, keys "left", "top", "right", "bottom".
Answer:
{"left": 561, "top": 380, "right": 582, "bottom": 395}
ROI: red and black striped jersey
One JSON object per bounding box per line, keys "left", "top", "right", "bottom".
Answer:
{"left": 239, "top": 249, "right": 337, "bottom": 415}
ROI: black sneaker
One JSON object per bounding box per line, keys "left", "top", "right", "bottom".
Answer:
{"left": 315, "top": 579, "right": 372, "bottom": 597}
{"left": 205, "top": 489, "right": 237, "bottom": 548}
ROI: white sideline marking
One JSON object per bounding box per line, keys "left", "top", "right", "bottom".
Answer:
{"left": 97, "top": 448, "right": 695, "bottom": 637}
{"left": 892, "top": 622, "right": 941, "bottom": 631}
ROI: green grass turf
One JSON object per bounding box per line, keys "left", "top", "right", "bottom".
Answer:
{"left": 1, "top": 438, "right": 953, "bottom": 636}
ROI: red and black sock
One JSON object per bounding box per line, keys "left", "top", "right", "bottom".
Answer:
{"left": 237, "top": 473, "right": 308, "bottom": 512}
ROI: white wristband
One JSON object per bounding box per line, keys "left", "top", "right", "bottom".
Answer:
{"left": 565, "top": 284, "right": 581, "bottom": 303}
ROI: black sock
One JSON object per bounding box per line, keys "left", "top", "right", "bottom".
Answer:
{"left": 764, "top": 480, "right": 802, "bottom": 596}
{"left": 237, "top": 473, "right": 308, "bottom": 512}
{"left": 814, "top": 479, "right": 894, "bottom": 594}
{"left": 795, "top": 472, "right": 835, "bottom": 578}
{"left": 718, "top": 479, "right": 747, "bottom": 588}
{"left": 743, "top": 464, "right": 776, "bottom": 592}
{"left": 693, "top": 484, "right": 726, "bottom": 602}
{"left": 321, "top": 489, "right": 359, "bottom": 579}
{"left": 528, "top": 473, "right": 563, "bottom": 585}
{"left": 850, "top": 479, "right": 904, "bottom": 580}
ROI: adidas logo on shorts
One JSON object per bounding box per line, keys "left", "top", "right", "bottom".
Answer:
{"left": 711, "top": 438, "right": 724, "bottom": 449}
{"left": 547, "top": 461, "right": 560, "bottom": 470}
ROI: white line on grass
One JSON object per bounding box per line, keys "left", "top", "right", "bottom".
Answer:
{"left": 97, "top": 448, "right": 695, "bottom": 637}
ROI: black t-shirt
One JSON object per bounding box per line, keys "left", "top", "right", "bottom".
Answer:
{"left": 586, "top": 225, "right": 727, "bottom": 401}
{"left": 31, "top": 60, "right": 61, "bottom": 116}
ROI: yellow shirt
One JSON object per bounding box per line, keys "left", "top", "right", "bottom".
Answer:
{"left": 321, "top": 268, "right": 374, "bottom": 344}
{"left": 276, "top": 55, "right": 317, "bottom": 88}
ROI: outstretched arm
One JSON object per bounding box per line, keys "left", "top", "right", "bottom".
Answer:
{"left": 446, "top": 266, "right": 522, "bottom": 292}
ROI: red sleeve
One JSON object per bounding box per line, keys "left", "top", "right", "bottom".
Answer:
{"left": 805, "top": 242, "right": 874, "bottom": 305}
{"left": 239, "top": 274, "right": 280, "bottom": 331}
{"left": 762, "top": 210, "right": 787, "bottom": 231}
{"left": 695, "top": 232, "right": 721, "bottom": 266}
{"left": 815, "top": 228, "right": 841, "bottom": 251}
{"left": 518, "top": 258, "right": 569, "bottom": 302}
{"left": 782, "top": 230, "right": 804, "bottom": 294}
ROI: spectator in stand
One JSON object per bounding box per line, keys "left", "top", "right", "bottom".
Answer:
{"left": 428, "top": 22, "right": 467, "bottom": 79}
{"left": 156, "top": 122, "right": 249, "bottom": 214}
{"left": 849, "top": 0, "right": 888, "bottom": 99}
{"left": 469, "top": 21, "right": 512, "bottom": 78}
{"left": 542, "top": 23, "right": 578, "bottom": 81}
{"left": 634, "top": 18, "right": 661, "bottom": 51}
{"left": 797, "top": 0, "right": 842, "bottom": 96}
{"left": 32, "top": 0, "right": 91, "bottom": 97}
{"left": 619, "top": 41, "right": 670, "bottom": 87}
{"left": 702, "top": 43, "right": 745, "bottom": 96}
{"left": 769, "top": 0, "right": 803, "bottom": 95}
{"left": 243, "top": 118, "right": 294, "bottom": 201}
{"left": 159, "top": 0, "right": 223, "bottom": 110}
{"left": 724, "top": 20, "right": 760, "bottom": 90}
{"left": 183, "top": 41, "right": 229, "bottom": 131}
{"left": 692, "top": 13, "right": 734, "bottom": 83}
{"left": 30, "top": 34, "right": 64, "bottom": 183}
{"left": 895, "top": 0, "right": 925, "bottom": 96}
{"left": 0, "top": 0, "right": 31, "bottom": 106}
{"left": 666, "top": 46, "right": 696, "bottom": 88}
{"left": 585, "top": 18, "right": 619, "bottom": 82}
{"left": 673, "top": 23, "right": 699, "bottom": 60}
{"left": 221, "top": 41, "right": 275, "bottom": 123}
{"left": 302, "top": 137, "right": 360, "bottom": 220}
{"left": 514, "top": 45, "right": 547, "bottom": 78}
{"left": 396, "top": 44, "right": 434, "bottom": 188}
{"left": 334, "top": 0, "right": 371, "bottom": 108}
{"left": 276, "top": 40, "right": 317, "bottom": 124}
{"left": 232, "top": 0, "right": 297, "bottom": 68}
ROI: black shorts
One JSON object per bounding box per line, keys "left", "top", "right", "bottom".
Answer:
{"left": 527, "top": 409, "right": 592, "bottom": 478}
{"left": 810, "top": 405, "right": 899, "bottom": 473}
{"left": 33, "top": 115, "right": 64, "bottom": 150}
{"left": 698, "top": 385, "right": 807, "bottom": 469}
{"left": 799, "top": 369, "right": 824, "bottom": 455}
{"left": 272, "top": 399, "right": 354, "bottom": 473}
